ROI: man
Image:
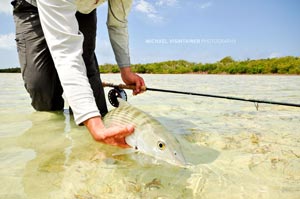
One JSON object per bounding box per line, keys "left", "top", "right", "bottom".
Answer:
{"left": 12, "top": 0, "right": 145, "bottom": 148}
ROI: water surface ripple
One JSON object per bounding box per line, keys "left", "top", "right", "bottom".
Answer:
{"left": 0, "top": 74, "right": 299, "bottom": 199}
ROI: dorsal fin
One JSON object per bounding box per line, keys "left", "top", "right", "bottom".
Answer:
{"left": 117, "top": 98, "right": 130, "bottom": 107}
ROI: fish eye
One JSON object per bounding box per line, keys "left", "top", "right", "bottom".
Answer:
{"left": 174, "top": 151, "right": 177, "bottom": 156}
{"left": 157, "top": 141, "right": 166, "bottom": 150}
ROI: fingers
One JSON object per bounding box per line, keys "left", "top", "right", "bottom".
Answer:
{"left": 85, "top": 117, "right": 135, "bottom": 148}
{"left": 100, "top": 125, "right": 135, "bottom": 148}
{"left": 133, "top": 74, "right": 145, "bottom": 95}
{"left": 133, "top": 78, "right": 141, "bottom": 95}
{"left": 105, "top": 124, "right": 134, "bottom": 138}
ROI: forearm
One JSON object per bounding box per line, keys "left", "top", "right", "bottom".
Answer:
{"left": 108, "top": 26, "right": 131, "bottom": 67}
{"left": 107, "top": 0, "right": 132, "bottom": 68}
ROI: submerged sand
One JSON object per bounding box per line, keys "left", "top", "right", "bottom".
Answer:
{"left": 0, "top": 74, "right": 299, "bottom": 199}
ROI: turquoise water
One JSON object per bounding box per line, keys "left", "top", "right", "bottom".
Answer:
{"left": 0, "top": 73, "right": 300, "bottom": 199}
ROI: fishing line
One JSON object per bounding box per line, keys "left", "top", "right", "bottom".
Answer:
{"left": 102, "top": 82, "right": 300, "bottom": 108}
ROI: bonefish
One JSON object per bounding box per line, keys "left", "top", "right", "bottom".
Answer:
{"left": 103, "top": 99, "right": 186, "bottom": 166}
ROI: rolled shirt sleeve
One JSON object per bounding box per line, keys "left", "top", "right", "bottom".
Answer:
{"left": 107, "top": 0, "right": 132, "bottom": 67}
{"left": 37, "top": 0, "right": 100, "bottom": 125}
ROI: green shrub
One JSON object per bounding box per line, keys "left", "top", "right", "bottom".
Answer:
{"left": 96, "top": 56, "right": 300, "bottom": 75}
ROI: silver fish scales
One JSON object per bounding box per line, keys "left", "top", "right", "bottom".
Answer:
{"left": 103, "top": 99, "right": 186, "bottom": 166}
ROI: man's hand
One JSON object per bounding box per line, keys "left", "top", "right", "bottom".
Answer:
{"left": 120, "top": 67, "right": 145, "bottom": 95}
{"left": 84, "top": 116, "right": 134, "bottom": 148}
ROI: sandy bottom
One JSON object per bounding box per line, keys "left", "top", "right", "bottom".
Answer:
{"left": 1, "top": 74, "right": 299, "bottom": 199}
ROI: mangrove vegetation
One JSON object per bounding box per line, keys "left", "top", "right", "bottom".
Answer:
{"left": 0, "top": 67, "right": 21, "bottom": 73}
{"left": 99, "top": 56, "right": 300, "bottom": 74}
{"left": 1, "top": 56, "right": 299, "bottom": 74}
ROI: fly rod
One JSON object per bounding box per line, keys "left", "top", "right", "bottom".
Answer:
{"left": 102, "top": 82, "right": 300, "bottom": 108}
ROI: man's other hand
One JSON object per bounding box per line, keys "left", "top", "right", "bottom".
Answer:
{"left": 120, "top": 67, "right": 145, "bottom": 95}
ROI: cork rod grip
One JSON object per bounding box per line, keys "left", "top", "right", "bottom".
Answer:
{"left": 102, "top": 82, "right": 147, "bottom": 91}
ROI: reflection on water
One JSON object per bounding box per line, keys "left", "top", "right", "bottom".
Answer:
{"left": 0, "top": 74, "right": 299, "bottom": 199}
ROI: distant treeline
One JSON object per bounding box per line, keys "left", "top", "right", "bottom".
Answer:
{"left": 0, "top": 67, "right": 21, "bottom": 73}
{"left": 100, "top": 56, "right": 300, "bottom": 74}
{"left": 1, "top": 56, "right": 300, "bottom": 74}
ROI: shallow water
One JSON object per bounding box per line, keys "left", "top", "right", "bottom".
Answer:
{"left": 0, "top": 73, "right": 300, "bottom": 199}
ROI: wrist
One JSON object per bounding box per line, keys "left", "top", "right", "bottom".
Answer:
{"left": 84, "top": 116, "right": 105, "bottom": 140}
{"left": 120, "top": 66, "right": 131, "bottom": 75}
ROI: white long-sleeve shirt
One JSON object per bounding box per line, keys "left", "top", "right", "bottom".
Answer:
{"left": 34, "top": 0, "right": 132, "bottom": 124}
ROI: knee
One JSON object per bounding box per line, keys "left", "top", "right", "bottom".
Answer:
{"left": 25, "top": 82, "right": 63, "bottom": 111}
{"left": 26, "top": 84, "right": 52, "bottom": 111}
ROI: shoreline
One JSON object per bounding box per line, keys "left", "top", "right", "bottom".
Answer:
{"left": 1, "top": 71, "right": 299, "bottom": 76}
{"left": 1, "top": 56, "right": 300, "bottom": 75}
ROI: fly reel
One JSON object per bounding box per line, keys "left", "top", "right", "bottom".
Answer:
{"left": 108, "top": 87, "right": 127, "bottom": 107}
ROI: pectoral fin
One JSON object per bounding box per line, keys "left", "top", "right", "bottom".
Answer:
{"left": 112, "top": 148, "right": 138, "bottom": 156}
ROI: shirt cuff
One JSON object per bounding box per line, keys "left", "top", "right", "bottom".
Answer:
{"left": 74, "top": 110, "right": 101, "bottom": 125}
